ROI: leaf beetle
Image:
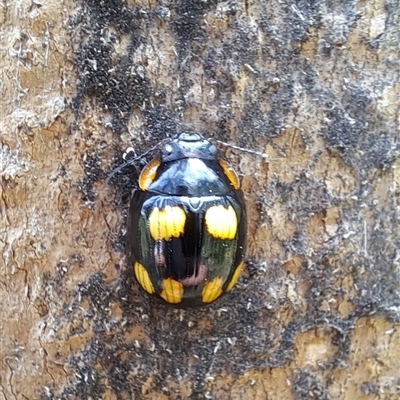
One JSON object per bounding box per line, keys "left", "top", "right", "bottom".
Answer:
{"left": 126, "top": 132, "right": 249, "bottom": 307}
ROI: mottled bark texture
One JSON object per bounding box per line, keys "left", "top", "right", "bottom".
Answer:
{"left": 1, "top": 0, "right": 399, "bottom": 399}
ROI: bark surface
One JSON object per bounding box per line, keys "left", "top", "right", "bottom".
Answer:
{"left": 1, "top": 0, "right": 399, "bottom": 399}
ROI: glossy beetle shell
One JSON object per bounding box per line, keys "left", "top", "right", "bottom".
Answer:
{"left": 127, "top": 133, "right": 247, "bottom": 307}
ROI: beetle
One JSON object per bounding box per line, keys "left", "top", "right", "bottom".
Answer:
{"left": 127, "top": 132, "right": 247, "bottom": 307}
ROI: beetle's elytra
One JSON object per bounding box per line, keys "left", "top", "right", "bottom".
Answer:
{"left": 127, "top": 133, "right": 247, "bottom": 307}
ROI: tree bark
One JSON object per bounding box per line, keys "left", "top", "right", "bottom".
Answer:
{"left": 1, "top": 0, "right": 399, "bottom": 399}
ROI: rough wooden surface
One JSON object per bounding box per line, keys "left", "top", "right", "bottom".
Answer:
{"left": 1, "top": 0, "right": 399, "bottom": 399}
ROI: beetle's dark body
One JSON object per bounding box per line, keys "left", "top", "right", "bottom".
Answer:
{"left": 127, "top": 133, "right": 247, "bottom": 307}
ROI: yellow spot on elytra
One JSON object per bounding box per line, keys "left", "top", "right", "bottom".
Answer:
{"left": 205, "top": 205, "right": 237, "bottom": 239}
{"left": 219, "top": 159, "right": 239, "bottom": 189}
{"left": 149, "top": 206, "right": 186, "bottom": 240}
{"left": 160, "top": 278, "right": 183, "bottom": 304}
{"left": 202, "top": 277, "right": 223, "bottom": 303}
{"left": 226, "top": 262, "right": 244, "bottom": 292}
{"left": 134, "top": 262, "right": 155, "bottom": 294}
{"left": 139, "top": 158, "right": 161, "bottom": 190}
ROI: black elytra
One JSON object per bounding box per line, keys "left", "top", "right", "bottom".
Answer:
{"left": 127, "top": 132, "right": 247, "bottom": 307}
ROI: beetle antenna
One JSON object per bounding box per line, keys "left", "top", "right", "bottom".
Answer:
{"left": 212, "top": 139, "right": 267, "bottom": 158}
{"left": 103, "top": 138, "right": 171, "bottom": 187}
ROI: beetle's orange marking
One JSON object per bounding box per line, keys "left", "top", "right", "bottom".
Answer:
{"left": 219, "top": 159, "right": 239, "bottom": 189}
{"left": 149, "top": 206, "right": 186, "bottom": 240}
{"left": 160, "top": 278, "right": 183, "bottom": 304}
{"left": 134, "top": 262, "right": 155, "bottom": 294}
{"left": 139, "top": 158, "right": 161, "bottom": 190}
{"left": 205, "top": 205, "right": 237, "bottom": 239}
{"left": 226, "top": 261, "right": 243, "bottom": 292}
{"left": 202, "top": 277, "right": 223, "bottom": 303}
